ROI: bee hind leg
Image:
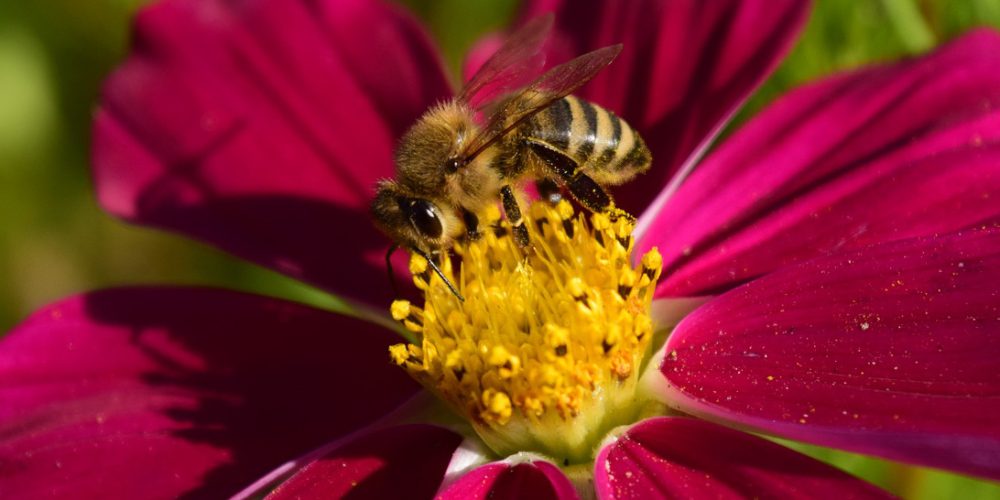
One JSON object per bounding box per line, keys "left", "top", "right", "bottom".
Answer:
{"left": 461, "top": 208, "right": 482, "bottom": 241}
{"left": 527, "top": 142, "right": 634, "bottom": 222}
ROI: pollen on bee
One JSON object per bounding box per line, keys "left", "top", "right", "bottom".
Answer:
{"left": 387, "top": 200, "right": 662, "bottom": 462}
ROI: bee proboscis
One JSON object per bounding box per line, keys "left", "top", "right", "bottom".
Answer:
{"left": 372, "top": 14, "right": 652, "bottom": 300}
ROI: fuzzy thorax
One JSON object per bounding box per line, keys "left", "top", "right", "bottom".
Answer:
{"left": 389, "top": 201, "right": 662, "bottom": 463}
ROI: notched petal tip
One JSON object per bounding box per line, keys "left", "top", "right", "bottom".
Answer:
{"left": 438, "top": 459, "right": 578, "bottom": 500}
{"left": 595, "top": 416, "right": 891, "bottom": 499}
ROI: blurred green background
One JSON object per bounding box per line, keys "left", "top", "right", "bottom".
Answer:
{"left": 1, "top": 0, "right": 998, "bottom": 497}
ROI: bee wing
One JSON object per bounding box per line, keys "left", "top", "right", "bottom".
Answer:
{"left": 457, "top": 14, "right": 553, "bottom": 112}
{"left": 461, "top": 44, "right": 623, "bottom": 163}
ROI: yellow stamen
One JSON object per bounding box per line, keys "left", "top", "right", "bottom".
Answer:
{"left": 389, "top": 201, "right": 662, "bottom": 462}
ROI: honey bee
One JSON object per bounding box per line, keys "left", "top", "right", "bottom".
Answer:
{"left": 372, "top": 14, "right": 651, "bottom": 299}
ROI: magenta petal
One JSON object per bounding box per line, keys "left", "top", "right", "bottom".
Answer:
{"left": 266, "top": 424, "right": 461, "bottom": 499}
{"left": 661, "top": 229, "right": 1000, "bottom": 479}
{"left": 517, "top": 0, "right": 810, "bottom": 212}
{"left": 93, "top": 0, "right": 450, "bottom": 307}
{"left": 0, "top": 288, "right": 417, "bottom": 499}
{"left": 595, "top": 417, "right": 891, "bottom": 499}
{"left": 463, "top": 34, "right": 503, "bottom": 84}
{"left": 438, "top": 460, "right": 578, "bottom": 499}
{"left": 640, "top": 29, "right": 1000, "bottom": 298}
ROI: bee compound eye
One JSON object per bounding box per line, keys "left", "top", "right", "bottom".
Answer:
{"left": 408, "top": 200, "right": 444, "bottom": 239}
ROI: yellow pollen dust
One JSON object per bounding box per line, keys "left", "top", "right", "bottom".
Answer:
{"left": 389, "top": 200, "right": 662, "bottom": 461}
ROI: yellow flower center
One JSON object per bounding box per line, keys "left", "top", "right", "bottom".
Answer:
{"left": 389, "top": 201, "right": 662, "bottom": 463}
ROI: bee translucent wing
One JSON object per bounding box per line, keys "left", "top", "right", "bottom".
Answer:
{"left": 462, "top": 44, "right": 623, "bottom": 163}
{"left": 457, "top": 14, "right": 553, "bottom": 112}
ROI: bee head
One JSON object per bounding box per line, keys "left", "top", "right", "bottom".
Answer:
{"left": 394, "top": 101, "right": 476, "bottom": 193}
{"left": 371, "top": 181, "right": 459, "bottom": 253}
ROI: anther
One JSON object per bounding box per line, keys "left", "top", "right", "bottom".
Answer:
{"left": 567, "top": 277, "right": 588, "bottom": 303}
{"left": 387, "top": 201, "right": 663, "bottom": 462}
{"left": 391, "top": 300, "right": 424, "bottom": 332}
{"left": 562, "top": 219, "right": 575, "bottom": 238}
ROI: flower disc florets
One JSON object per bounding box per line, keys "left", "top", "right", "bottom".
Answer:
{"left": 389, "top": 201, "right": 662, "bottom": 463}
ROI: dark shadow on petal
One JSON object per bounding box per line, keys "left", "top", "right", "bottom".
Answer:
{"left": 133, "top": 195, "right": 417, "bottom": 309}
{"left": 80, "top": 288, "right": 418, "bottom": 499}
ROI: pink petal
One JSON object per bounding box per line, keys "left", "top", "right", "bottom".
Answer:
{"left": 660, "top": 229, "right": 1000, "bottom": 479}
{"left": 516, "top": 0, "right": 810, "bottom": 213}
{"left": 639, "top": 29, "right": 1000, "bottom": 298}
{"left": 595, "top": 417, "right": 891, "bottom": 499}
{"left": 462, "top": 33, "right": 504, "bottom": 84}
{"left": 93, "top": 0, "right": 451, "bottom": 307}
{"left": 438, "top": 460, "right": 577, "bottom": 499}
{"left": 0, "top": 288, "right": 417, "bottom": 499}
{"left": 266, "top": 424, "right": 461, "bottom": 499}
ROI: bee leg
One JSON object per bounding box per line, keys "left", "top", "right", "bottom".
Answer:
{"left": 536, "top": 178, "right": 562, "bottom": 205}
{"left": 500, "top": 185, "right": 531, "bottom": 249}
{"left": 461, "top": 208, "right": 482, "bottom": 241}
{"left": 527, "top": 142, "right": 634, "bottom": 222}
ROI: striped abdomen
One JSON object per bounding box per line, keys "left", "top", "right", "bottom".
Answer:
{"left": 524, "top": 95, "right": 651, "bottom": 185}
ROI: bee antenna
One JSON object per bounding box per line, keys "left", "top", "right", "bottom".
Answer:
{"left": 385, "top": 243, "right": 401, "bottom": 298}
{"left": 412, "top": 247, "right": 465, "bottom": 302}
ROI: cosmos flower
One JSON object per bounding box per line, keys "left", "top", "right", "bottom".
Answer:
{"left": 2, "top": 0, "right": 1000, "bottom": 498}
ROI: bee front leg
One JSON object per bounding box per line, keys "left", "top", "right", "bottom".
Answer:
{"left": 500, "top": 185, "right": 531, "bottom": 249}
{"left": 461, "top": 208, "right": 482, "bottom": 241}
